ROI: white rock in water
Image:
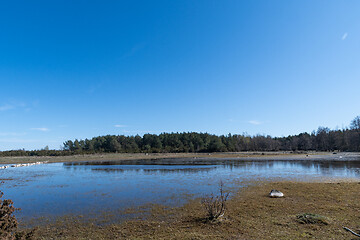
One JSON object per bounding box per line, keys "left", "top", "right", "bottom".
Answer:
{"left": 269, "top": 189, "right": 284, "bottom": 198}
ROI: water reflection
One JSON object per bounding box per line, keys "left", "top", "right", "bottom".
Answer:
{"left": 90, "top": 167, "right": 214, "bottom": 174}
{"left": 63, "top": 159, "right": 360, "bottom": 177}
{"left": 0, "top": 159, "right": 359, "bottom": 220}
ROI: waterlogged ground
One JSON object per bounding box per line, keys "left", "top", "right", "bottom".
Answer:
{"left": 0, "top": 153, "right": 360, "bottom": 223}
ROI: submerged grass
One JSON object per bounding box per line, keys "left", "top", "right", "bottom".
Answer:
{"left": 25, "top": 180, "right": 360, "bottom": 239}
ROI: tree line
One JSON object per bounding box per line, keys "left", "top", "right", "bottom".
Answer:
{"left": 1, "top": 116, "right": 360, "bottom": 157}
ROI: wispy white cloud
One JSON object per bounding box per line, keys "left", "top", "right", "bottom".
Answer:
{"left": 87, "top": 82, "right": 104, "bottom": 94}
{"left": 0, "top": 104, "right": 15, "bottom": 111}
{"left": 0, "top": 138, "right": 59, "bottom": 144}
{"left": 248, "top": 120, "right": 262, "bottom": 125}
{"left": 0, "top": 101, "right": 29, "bottom": 112}
{"left": 0, "top": 138, "right": 40, "bottom": 143}
{"left": 342, "top": 32, "right": 348, "bottom": 40}
{"left": 121, "top": 42, "right": 147, "bottom": 58}
{"left": 115, "top": 124, "right": 127, "bottom": 128}
{"left": 31, "top": 128, "right": 50, "bottom": 132}
{"left": 0, "top": 132, "right": 27, "bottom": 136}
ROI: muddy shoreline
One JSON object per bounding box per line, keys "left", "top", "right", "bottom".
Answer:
{"left": 1, "top": 152, "right": 360, "bottom": 165}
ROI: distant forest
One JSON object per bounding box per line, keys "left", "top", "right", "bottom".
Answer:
{"left": 1, "top": 116, "right": 360, "bottom": 157}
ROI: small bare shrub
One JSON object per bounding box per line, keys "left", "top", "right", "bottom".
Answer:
{"left": 0, "top": 191, "right": 18, "bottom": 240}
{"left": 201, "top": 181, "right": 230, "bottom": 221}
{"left": 0, "top": 190, "right": 35, "bottom": 240}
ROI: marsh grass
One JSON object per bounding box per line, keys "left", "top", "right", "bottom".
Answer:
{"left": 20, "top": 180, "right": 360, "bottom": 239}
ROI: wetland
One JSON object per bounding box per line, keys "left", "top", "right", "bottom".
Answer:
{"left": 1, "top": 152, "right": 360, "bottom": 239}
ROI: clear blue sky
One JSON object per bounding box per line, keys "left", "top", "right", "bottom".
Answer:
{"left": 1, "top": 0, "right": 360, "bottom": 150}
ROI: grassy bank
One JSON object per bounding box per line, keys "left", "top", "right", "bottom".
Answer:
{"left": 28, "top": 180, "right": 360, "bottom": 239}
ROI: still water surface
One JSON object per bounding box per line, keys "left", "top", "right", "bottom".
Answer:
{"left": 1, "top": 159, "right": 360, "bottom": 220}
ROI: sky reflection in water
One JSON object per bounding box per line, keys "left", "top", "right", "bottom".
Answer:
{"left": 0, "top": 159, "right": 360, "bottom": 219}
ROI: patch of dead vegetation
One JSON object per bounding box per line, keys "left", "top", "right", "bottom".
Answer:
{"left": 296, "top": 213, "right": 330, "bottom": 225}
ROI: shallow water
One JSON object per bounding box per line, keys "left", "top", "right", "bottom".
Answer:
{"left": 1, "top": 158, "right": 360, "bottom": 220}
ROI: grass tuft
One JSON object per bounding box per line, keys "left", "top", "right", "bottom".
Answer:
{"left": 296, "top": 213, "right": 330, "bottom": 225}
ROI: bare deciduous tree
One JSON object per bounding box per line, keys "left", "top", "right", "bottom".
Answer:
{"left": 350, "top": 116, "right": 360, "bottom": 131}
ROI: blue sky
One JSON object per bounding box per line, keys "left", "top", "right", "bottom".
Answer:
{"left": 1, "top": 0, "right": 360, "bottom": 150}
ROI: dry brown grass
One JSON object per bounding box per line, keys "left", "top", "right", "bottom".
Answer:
{"left": 29, "top": 180, "right": 360, "bottom": 239}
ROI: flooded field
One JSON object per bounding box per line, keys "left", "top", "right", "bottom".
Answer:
{"left": 1, "top": 154, "right": 360, "bottom": 222}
